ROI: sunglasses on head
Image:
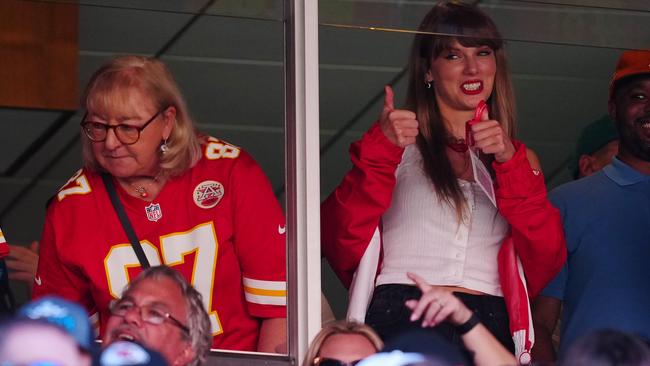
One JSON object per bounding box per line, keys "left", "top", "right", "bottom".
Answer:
{"left": 313, "top": 357, "right": 363, "bottom": 366}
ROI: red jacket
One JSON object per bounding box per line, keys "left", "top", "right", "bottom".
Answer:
{"left": 0, "top": 228, "right": 8, "bottom": 259}
{"left": 322, "top": 123, "right": 566, "bottom": 362}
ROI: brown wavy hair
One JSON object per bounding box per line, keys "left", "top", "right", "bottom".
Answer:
{"left": 406, "top": 1, "right": 517, "bottom": 221}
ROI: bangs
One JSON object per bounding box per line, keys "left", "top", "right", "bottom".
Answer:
{"left": 430, "top": 33, "right": 501, "bottom": 59}
{"left": 418, "top": 2, "right": 503, "bottom": 59}
{"left": 84, "top": 68, "right": 148, "bottom": 115}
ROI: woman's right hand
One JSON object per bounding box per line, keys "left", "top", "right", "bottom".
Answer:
{"left": 405, "top": 272, "right": 473, "bottom": 327}
{"left": 379, "top": 86, "right": 419, "bottom": 148}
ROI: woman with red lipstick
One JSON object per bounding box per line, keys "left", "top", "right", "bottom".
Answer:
{"left": 322, "top": 2, "right": 566, "bottom": 363}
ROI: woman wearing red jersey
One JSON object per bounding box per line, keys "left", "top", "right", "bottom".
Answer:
{"left": 34, "top": 55, "right": 287, "bottom": 353}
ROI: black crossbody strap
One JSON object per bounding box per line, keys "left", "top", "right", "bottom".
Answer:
{"left": 101, "top": 173, "right": 150, "bottom": 268}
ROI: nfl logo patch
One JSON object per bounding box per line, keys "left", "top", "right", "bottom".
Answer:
{"left": 145, "top": 203, "right": 162, "bottom": 222}
{"left": 193, "top": 180, "right": 224, "bottom": 209}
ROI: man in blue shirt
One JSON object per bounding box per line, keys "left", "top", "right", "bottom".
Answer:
{"left": 531, "top": 115, "right": 620, "bottom": 362}
{"left": 533, "top": 49, "right": 650, "bottom": 361}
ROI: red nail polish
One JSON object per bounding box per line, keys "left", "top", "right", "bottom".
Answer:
{"left": 465, "top": 100, "right": 488, "bottom": 148}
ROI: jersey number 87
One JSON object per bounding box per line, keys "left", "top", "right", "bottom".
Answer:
{"left": 104, "top": 221, "right": 222, "bottom": 335}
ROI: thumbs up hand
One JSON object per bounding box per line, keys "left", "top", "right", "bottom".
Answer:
{"left": 470, "top": 106, "right": 515, "bottom": 163}
{"left": 379, "top": 86, "right": 419, "bottom": 148}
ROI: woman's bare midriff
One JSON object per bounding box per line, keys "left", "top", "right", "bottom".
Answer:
{"left": 438, "top": 285, "right": 485, "bottom": 295}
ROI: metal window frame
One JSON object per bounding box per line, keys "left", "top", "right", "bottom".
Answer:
{"left": 286, "top": 0, "right": 322, "bottom": 362}
{"left": 205, "top": 0, "right": 321, "bottom": 364}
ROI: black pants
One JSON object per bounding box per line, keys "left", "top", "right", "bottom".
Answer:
{"left": 0, "top": 259, "right": 15, "bottom": 318}
{"left": 365, "top": 284, "right": 515, "bottom": 353}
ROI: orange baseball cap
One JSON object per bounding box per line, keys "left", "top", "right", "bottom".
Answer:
{"left": 609, "top": 49, "right": 650, "bottom": 98}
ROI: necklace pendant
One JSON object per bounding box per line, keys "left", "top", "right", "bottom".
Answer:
{"left": 133, "top": 185, "right": 148, "bottom": 198}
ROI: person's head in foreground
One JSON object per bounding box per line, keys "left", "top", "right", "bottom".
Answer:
{"left": 98, "top": 341, "right": 169, "bottom": 366}
{"left": 355, "top": 350, "right": 464, "bottom": 366}
{"left": 382, "top": 329, "right": 471, "bottom": 366}
{"left": 572, "top": 115, "right": 619, "bottom": 179}
{"left": 303, "top": 321, "right": 384, "bottom": 366}
{"left": 103, "top": 266, "right": 211, "bottom": 366}
{"left": 0, "top": 319, "right": 91, "bottom": 366}
{"left": 608, "top": 49, "right": 650, "bottom": 169}
{"left": 560, "top": 329, "right": 650, "bottom": 366}
{"left": 0, "top": 296, "right": 97, "bottom": 366}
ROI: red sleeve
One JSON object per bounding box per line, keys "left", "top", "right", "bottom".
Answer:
{"left": 231, "top": 151, "right": 286, "bottom": 318}
{"left": 0, "top": 228, "right": 8, "bottom": 259}
{"left": 321, "top": 123, "right": 404, "bottom": 288}
{"left": 33, "top": 204, "right": 94, "bottom": 311}
{"left": 493, "top": 140, "right": 567, "bottom": 298}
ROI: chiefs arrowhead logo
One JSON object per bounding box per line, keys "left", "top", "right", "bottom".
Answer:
{"left": 193, "top": 180, "right": 224, "bottom": 209}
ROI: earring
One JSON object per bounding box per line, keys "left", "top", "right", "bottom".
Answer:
{"left": 425, "top": 80, "right": 432, "bottom": 89}
{"left": 160, "top": 139, "right": 169, "bottom": 154}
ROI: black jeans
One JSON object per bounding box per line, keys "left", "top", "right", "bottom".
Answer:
{"left": 365, "top": 284, "right": 515, "bottom": 353}
{"left": 0, "top": 259, "right": 15, "bottom": 318}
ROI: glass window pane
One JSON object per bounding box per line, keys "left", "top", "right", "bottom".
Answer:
{"left": 318, "top": 0, "right": 650, "bottom": 335}
{"left": 1, "top": 1, "right": 290, "bottom": 364}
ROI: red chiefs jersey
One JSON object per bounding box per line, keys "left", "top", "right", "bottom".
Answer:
{"left": 33, "top": 137, "right": 286, "bottom": 351}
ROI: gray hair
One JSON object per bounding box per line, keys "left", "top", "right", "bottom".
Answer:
{"left": 560, "top": 329, "right": 650, "bottom": 366}
{"left": 124, "top": 265, "right": 212, "bottom": 366}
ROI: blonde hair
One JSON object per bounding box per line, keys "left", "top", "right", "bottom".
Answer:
{"left": 302, "top": 321, "right": 383, "bottom": 366}
{"left": 406, "top": 1, "right": 517, "bottom": 221}
{"left": 81, "top": 55, "right": 202, "bottom": 177}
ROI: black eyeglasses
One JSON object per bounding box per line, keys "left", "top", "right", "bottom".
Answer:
{"left": 313, "top": 357, "right": 363, "bottom": 366}
{"left": 109, "top": 299, "right": 189, "bottom": 335}
{"left": 80, "top": 110, "right": 162, "bottom": 145}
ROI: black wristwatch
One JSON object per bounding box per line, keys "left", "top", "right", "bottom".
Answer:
{"left": 456, "top": 312, "right": 481, "bottom": 335}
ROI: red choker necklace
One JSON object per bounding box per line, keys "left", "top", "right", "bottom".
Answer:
{"left": 447, "top": 137, "right": 468, "bottom": 153}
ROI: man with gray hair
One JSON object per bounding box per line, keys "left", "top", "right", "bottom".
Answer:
{"left": 103, "top": 265, "right": 212, "bottom": 366}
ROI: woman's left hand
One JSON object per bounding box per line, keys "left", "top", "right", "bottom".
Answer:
{"left": 405, "top": 272, "right": 473, "bottom": 327}
{"left": 470, "top": 110, "right": 515, "bottom": 163}
{"left": 6, "top": 241, "right": 39, "bottom": 289}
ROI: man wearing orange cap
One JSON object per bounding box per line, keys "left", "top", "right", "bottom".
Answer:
{"left": 535, "top": 49, "right": 650, "bottom": 359}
